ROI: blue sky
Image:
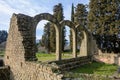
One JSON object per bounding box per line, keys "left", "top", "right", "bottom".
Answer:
{"left": 0, "top": 0, "right": 89, "bottom": 40}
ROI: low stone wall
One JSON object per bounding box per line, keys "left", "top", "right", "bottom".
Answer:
{"left": 93, "top": 53, "right": 120, "bottom": 65}
{"left": 0, "top": 66, "right": 10, "bottom": 80}
{"left": 48, "top": 56, "right": 91, "bottom": 71}
{"left": 9, "top": 61, "right": 63, "bottom": 80}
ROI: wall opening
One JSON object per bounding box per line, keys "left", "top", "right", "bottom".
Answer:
{"left": 77, "top": 31, "right": 88, "bottom": 57}
{"left": 35, "top": 20, "right": 57, "bottom": 62}
{"left": 62, "top": 26, "right": 72, "bottom": 59}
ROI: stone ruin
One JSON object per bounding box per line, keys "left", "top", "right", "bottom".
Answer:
{"left": 1, "top": 13, "right": 97, "bottom": 80}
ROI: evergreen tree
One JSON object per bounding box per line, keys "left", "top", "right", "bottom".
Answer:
{"left": 70, "top": 3, "right": 74, "bottom": 51}
{"left": 88, "top": 0, "right": 120, "bottom": 35}
{"left": 50, "top": 23, "right": 56, "bottom": 52}
{"left": 40, "top": 23, "right": 51, "bottom": 53}
{"left": 74, "top": 4, "right": 88, "bottom": 46}
{"left": 50, "top": 3, "right": 65, "bottom": 52}
{"left": 88, "top": 0, "right": 120, "bottom": 53}
{"left": 0, "top": 30, "right": 8, "bottom": 44}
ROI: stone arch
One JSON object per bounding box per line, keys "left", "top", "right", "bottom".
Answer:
{"left": 76, "top": 25, "right": 97, "bottom": 56}
{"left": 5, "top": 13, "right": 62, "bottom": 66}
{"left": 60, "top": 20, "right": 77, "bottom": 58}
{"left": 33, "top": 13, "right": 62, "bottom": 60}
{"left": 76, "top": 25, "right": 89, "bottom": 56}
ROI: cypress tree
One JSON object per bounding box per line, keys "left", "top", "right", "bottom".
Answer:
{"left": 88, "top": 0, "right": 120, "bottom": 35}
{"left": 40, "top": 23, "right": 51, "bottom": 53}
{"left": 74, "top": 4, "right": 88, "bottom": 46}
{"left": 50, "top": 3, "right": 65, "bottom": 52}
{"left": 70, "top": 3, "right": 74, "bottom": 51}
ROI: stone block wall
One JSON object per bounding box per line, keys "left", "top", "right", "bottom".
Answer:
{"left": 93, "top": 53, "right": 118, "bottom": 64}
{"left": 49, "top": 56, "right": 91, "bottom": 71}
{"left": 9, "top": 61, "right": 63, "bottom": 80}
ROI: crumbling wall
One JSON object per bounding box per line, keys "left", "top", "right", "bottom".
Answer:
{"left": 4, "top": 13, "right": 63, "bottom": 80}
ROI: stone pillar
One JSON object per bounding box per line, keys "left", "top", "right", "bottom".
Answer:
{"left": 73, "top": 29, "right": 77, "bottom": 58}
{"left": 80, "top": 31, "right": 87, "bottom": 56}
{"left": 56, "top": 26, "right": 62, "bottom": 60}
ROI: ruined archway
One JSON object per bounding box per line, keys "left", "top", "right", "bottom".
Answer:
{"left": 5, "top": 13, "right": 62, "bottom": 67}
{"left": 60, "top": 20, "right": 77, "bottom": 58}
{"left": 33, "top": 13, "right": 62, "bottom": 60}
{"left": 76, "top": 25, "right": 98, "bottom": 57}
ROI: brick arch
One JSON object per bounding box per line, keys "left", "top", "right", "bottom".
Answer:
{"left": 60, "top": 20, "right": 77, "bottom": 58}
{"left": 33, "top": 13, "right": 62, "bottom": 60}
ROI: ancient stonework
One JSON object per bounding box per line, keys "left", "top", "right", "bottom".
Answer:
{"left": 4, "top": 13, "right": 96, "bottom": 80}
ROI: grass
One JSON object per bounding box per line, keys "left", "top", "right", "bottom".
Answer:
{"left": 0, "top": 51, "right": 4, "bottom": 57}
{"left": 70, "top": 61, "right": 118, "bottom": 76}
{"left": 36, "top": 52, "right": 73, "bottom": 62}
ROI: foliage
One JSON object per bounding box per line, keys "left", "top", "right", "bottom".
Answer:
{"left": 49, "top": 23, "right": 56, "bottom": 52}
{"left": 88, "top": 0, "right": 120, "bottom": 35}
{"left": 40, "top": 23, "right": 51, "bottom": 53}
{"left": 0, "top": 30, "right": 8, "bottom": 44}
{"left": 74, "top": 4, "right": 88, "bottom": 47}
{"left": 53, "top": 3, "right": 66, "bottom": 52}
{"left": 69, "top": 3, "right": 74, "bottom": 51}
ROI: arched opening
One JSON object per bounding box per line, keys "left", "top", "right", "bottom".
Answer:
{"left": 76, "top": 25, "right": 89, "bottom": 57}
{"left": 33, "top": 13, "right": 62, "bottom": 61}
{"left": 60, "top": 20, "right": 77, "bottom": 58}
{"left": 35, "top": 20, "right": 54, "bottom": 61}
{"left": 61, "top": 26, "right": 73, "bottom": 59}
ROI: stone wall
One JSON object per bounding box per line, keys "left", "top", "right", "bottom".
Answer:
{"left": 48, "top": 56, "right": 91, "bottom": 71}
{"left": 4, "top": 13, "right": 63, "bottom": 80}
{"left": 80, "top": 29, "right": 98, "bottom": 57}
{"left": 4, "top": 13, "right": 94, "bottom": 80}
{"left": 9, "top": 61, "right": 63, "bottom": 80}
{"left": 93, "top": 53, "right": 119, "bottom": 64}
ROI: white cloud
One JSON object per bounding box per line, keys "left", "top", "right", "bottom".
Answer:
{"left": 36, "top": 20, "right": 49, "bottom": 30}
{"left": 0, "top": 0, "right": 89, "bottom": 40}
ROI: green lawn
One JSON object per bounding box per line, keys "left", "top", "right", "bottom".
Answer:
{"left": 70, "top": 61, "right": 118, "bottom": 76}
{"left": 36, "top": 52, "right": 73, "bottom": 62}
{"left": 0, "top": 51, "right": 4, "bottom": 57}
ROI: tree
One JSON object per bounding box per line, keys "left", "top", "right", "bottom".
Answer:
{"left": 74, "top": 4, "right": 88, "bottom": 46}
{"left": 50, "top": 3, "right": 65, "bottom": 52}
{"left": 50, "top": 23, "right": 56, "bottom": 52}
{"left": 88, "top": 0, "right": 120, "bottom": 53}
{"left": 0, "top": 30, "right": 8, "bottom": 44}
{"left": 40, "top": 23, "right": 51, "bottom": 53}
{"left": 88, "top": 0, "right": 120, "bottom": 35}
{"left": 70, "top": 3, "right": 74, "bottom": 51}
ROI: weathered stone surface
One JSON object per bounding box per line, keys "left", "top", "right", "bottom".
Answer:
{"left": 4, "top": 12, "right": 95, "bottom": 80}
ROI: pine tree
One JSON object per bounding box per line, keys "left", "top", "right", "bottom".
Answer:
{"left": 88, "top": 0, "right": 120, "bottom": 35}
{"left": 70, "top": 3, "right": 74, "bottom": 51}
{"left": 50, "top": 3, "right": 65, "bottom": 52}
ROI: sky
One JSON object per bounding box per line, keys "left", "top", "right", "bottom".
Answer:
{"left": 0, "top": 0, "right": 89, "bottom": 40}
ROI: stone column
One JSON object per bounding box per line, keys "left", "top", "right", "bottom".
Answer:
{"left": 73, "top": 29, "right": 77, "bottom": 58}
{"left": 56, "top": 26, "right": 62, "bottom": 60}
